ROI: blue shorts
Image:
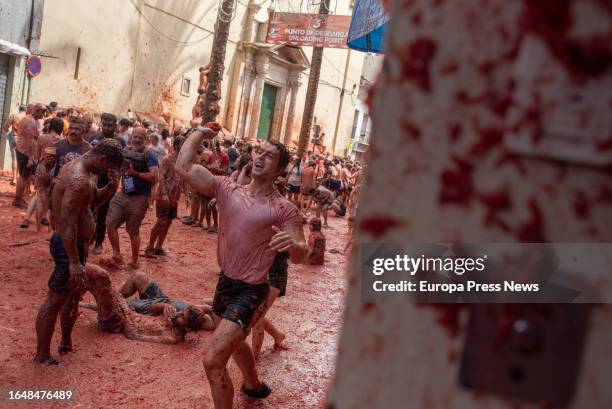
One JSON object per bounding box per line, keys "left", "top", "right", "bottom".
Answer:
{"left": 48, "top": 232, "right": 87, "bottom": 294}
{"left": 127, "top": 281, "right": 188, "bottom": 315}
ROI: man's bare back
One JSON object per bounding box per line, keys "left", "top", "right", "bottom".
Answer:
{"left": 3, "top": 111, "right": 25, "bottom": 135}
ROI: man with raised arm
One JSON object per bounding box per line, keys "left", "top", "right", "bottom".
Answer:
{"left": 175, "top": 123, "right": 308, "bottom": 409}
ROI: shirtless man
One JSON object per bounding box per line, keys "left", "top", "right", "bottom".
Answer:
{"left": 36, "top": 117, "right": 64, "bottom": 161}
{"left": 34, "top": 139, "right": 124, "bottom": 365}
{"left": 13, "top": 103, "right": 46, "bottom": 208}
{"left": 176, "top": 126, "right": 308, "bottom": 408}
{"left": 2, "top": 105, "right": 26, "bottom": 185}
{"left": 80, "top": 266, "right": 214, "bottom": 343}
{"left": 33, "top": 147, "right": 57, "bottom": 231}
{"left": 146, "top": 136, "right": 184, "bottom": 257}
{"left": 198, "top": 64, "right": 211, "bottom": 92}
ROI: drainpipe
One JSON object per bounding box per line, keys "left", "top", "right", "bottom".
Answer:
{"left": 331, "top": 49, "right": 351, "bottom": 155}
{"left": 23, "top": 0, "right": 36, "bottom": 105}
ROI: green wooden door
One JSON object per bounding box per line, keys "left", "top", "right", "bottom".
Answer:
{"left": 257, "top": 83, "right": 278, "bottom": 141}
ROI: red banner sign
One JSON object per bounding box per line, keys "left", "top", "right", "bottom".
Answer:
{"left": 266, "top": 13, "right": 351, "bottom": 49}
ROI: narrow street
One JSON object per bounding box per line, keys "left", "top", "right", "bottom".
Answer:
{"left": 0, "top": 173, "right": 349, "bottom": 409}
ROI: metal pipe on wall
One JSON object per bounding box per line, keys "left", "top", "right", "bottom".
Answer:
{"left": 331, "top": 49, "right": 351, "bottom": 155}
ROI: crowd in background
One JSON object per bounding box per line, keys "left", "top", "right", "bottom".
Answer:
{"left": 2, "top": 101, "right": 364, "bottom": 265}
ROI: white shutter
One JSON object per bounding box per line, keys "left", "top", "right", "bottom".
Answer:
{"left": 0, "top": 54, "right": 10, "bottom": 127}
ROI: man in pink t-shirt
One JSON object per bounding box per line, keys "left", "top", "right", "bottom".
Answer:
{"left": 176, "top": 126, "right": 308, "bottom": 408}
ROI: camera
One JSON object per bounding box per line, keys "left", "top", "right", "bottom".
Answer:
{"left": 123, "top": 149, "right": 145, "bottom": 169}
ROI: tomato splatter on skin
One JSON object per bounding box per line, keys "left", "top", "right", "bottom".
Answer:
{"left": 573, "top": 190, "right": 590, "bottom": 219}
{"left": 516, "top": 197, "right": 546, "bottom": 242}
{"left": 359, "top": 216, "right": 405, "bottom": 239}
{"left": 397, "top": 38, "right": 438, "bottom": 92}
{"left": 438, "top": 156, "right": 474, "bottom": 206}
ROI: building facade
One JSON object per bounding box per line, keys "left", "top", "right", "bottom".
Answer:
{"left": 1, "top": 0, "right": 369, "bottom": 170}
{"left": 347, "top": 53, "right": 382, "bottom": 161}
{"left": 0, "top": 0, "right": 44, "bottom": 169}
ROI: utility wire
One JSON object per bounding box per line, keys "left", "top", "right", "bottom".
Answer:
{"left": 322, "top": 54, "right": 361, "bottom": 88}
{"left": 129, "top": 0, "right": 215, "bottom": 44}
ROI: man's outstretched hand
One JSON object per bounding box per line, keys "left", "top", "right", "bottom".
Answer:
{"left": 269, "top": 226, "right": 296, "bottom": 253}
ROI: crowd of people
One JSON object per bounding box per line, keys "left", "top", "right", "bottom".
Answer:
{"left": 2, "top": 100, "right": 363, "bottom": 408}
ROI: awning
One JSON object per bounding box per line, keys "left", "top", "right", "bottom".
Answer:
{"left": 0, "top": 39, "right": 31, "bottom": 57}
{"left": 347, "top": 0, "right": 388, "bottom": 54}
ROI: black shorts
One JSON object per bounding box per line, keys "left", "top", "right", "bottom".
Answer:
{"left": 128, "top": 281, "right": 169, "bottom": 314}
{"left": 212, "top": 272, "right": 270, "bottom": 332}
{"left": 329, "top": 179, "right": 342, "bottom": 192}
{"left": 268, "top": 252, "right": 289, "bottom": 297}
{"left": 127, "top": 281, "right": 189, "bottom": 315}
{"left": 48, "top": 232, "right": 87, "bottom": 294}
{"left": 156, "top": 202, "right": 178, "bottom": 220}
{"left": 287, "top": 184, "right": 300, "bottom": 194}
{"left": 197, "top": 193, "right": 213, "bottom": 202}
{"left": 16, "top": 150, "right": 35, "bottom": 178}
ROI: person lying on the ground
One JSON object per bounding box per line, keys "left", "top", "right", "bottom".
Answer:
{"left": 307, "top": 218, "right": 326, "bottom": 265}
{"left": 80, "top": 267, "right": 215, "bottom": 343}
